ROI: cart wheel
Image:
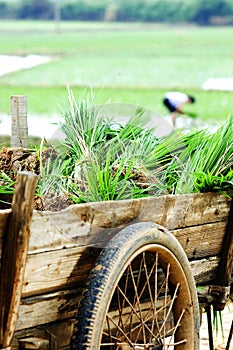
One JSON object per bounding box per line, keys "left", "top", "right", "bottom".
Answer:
{"left": 73, "top": 222, "right": 200, "bottom": 350}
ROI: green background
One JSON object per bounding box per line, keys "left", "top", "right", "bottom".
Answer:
{"left": 0, "top": 21, "right": 232, "bottom": 122}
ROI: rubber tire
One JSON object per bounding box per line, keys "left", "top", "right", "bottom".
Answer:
{"left": 73, "top": 222, "right": 200, "bottom": 350}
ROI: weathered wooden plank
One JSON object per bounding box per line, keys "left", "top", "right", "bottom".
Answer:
{"left": 16, "top": 289, "right": 82, "bottom": 331}
{"left": 18, "top": 337, "right": 49, "bottom": 350}
{"left": 172, "top": 221, "right": 227, "bottom": 259}
{"left": 22, "top": 246, "right": 100, "bottom": 297}
{"left": 1, "top": 193, "right": 230, "bottom": 243}
{"left": 1, "top": 193, "right": 231, "bottom": 255}
{"left": 27, "top": 192, "right": 230, "bottom": 253}
{"left": 136, "top": 192, "right": 230, "bottom": 229}
{"left": 15, "top": 257, "right": 219, "bottom": 332}
{"left": 20, "top": 221, "right": 226, "bottom": 297}
{"left": 190, "top": 256, "right": 219, "bottom": 285}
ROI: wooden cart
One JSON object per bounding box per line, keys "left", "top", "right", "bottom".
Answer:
{"left": 0, "top": 172, "right": 232, "bottom": 350}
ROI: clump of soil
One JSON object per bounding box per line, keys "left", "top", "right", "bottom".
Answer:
{"left": 34, "top": 193, "right": 71, "bottom": 211}
{"left": 0, "top": 147, "right": 71, "bottom": 211}
{"left": 0, "top": 147, "right": 40, "bottom": 175}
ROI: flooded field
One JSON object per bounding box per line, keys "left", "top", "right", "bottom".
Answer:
{"left": 0, "top": 54, "right": 50, "bottom": 77}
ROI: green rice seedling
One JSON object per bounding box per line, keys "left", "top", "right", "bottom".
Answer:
{"left": 173, "top": 116, "right": 233, "bottom": 195}
{"left": 69, "top": 153, "right": 135, "bottom": 203}
{"left": 213, "top": 309, "right": 225, "bottom": 344}
{"left": 0, "top": 172, "right": 15, "bottom": 195}
{"left": 60, "top": 88, "right": 118, "bottom": 159}
{"left": 57, "top": 89, "right": 178, "bottom": 202}
{"left": 193, "top": 170, "right": 233, "bottom": 197}
{"left": 69, "top": 143, "right": 165, "bottom": 204}
{"left": 0, "top": 172, "right": 15, "bottom": 206}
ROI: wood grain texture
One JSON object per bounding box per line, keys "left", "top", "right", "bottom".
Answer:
{"left": 0, "top": 172, "right": 37, "bottom": 348}
{"left": 1, "top": 192, "right": 231, "bottom": 254}
{"left": 14, "top": 256, "right": 219, "bottom": 332}
{"left": 27, "top": 192, "right": 231, "bottom": 253}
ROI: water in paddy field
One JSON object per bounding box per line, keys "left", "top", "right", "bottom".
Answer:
{"left": 0, "top": 113, "right": 64, "bottom": 140}
{"left": 0, "top": 54, "right": 51, "bottom": 76}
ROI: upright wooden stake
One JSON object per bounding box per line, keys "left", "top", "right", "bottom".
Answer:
{"left": 11, "top": 96, "right": 28, "bottom": 148}
{"left": 211, "top": 200, "right": 233, "bottom": 311}
{"left": 0, "top": 172, "right": 37, "bottom": 349}
{"left": 54, "top": 0, "right": 61, "bottom": 33}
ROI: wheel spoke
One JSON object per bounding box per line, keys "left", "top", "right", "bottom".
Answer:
{"left": 130, "top": 258, "right": 145, "bottom": 341}
{"left": 152, "top": 252, "right": 160, "bottom": 344}
{"left": 116, "top": 266, "right": 130, "bottom": 338}
{"left": 159, "top": 281, "right": 180, "bottom": 336}
{"left": 104, "top": 314, "right": 135, "bottom": 347}
{"left": 167, "top": 309, "right": 186, "bottom": 348}
{"left": 106, "top": 285, "right": 160, "bottom": 344}
{"left": 132, "top": 253, "right": 157, "bottom": 344}
{"left": 163, "top": 263, "right": 170, "bottom": 343}
{"left": 129, "top": 263, "right": 147, "bottom": 343}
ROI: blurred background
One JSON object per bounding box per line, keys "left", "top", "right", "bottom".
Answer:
{"left": 0, "top": 0, "right": 232, "bottom": 141}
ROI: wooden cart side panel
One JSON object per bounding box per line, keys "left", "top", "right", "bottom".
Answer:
{"left": 1, "top": 192, "right": 230, "bottom": 300}
{"left": 20, "top": 221, "right": 227, "bottom": 298}
{"left": 27, "top": 192, "right": 231, "bottom": 254}
{"left": 15, "top": 256, "right": 219, "bottom": 333}
{"left": 0, "top": 192, "right": 230, "bottom": 349}
{"left": 0, "top": 193, "right": 231, "bottom": 255}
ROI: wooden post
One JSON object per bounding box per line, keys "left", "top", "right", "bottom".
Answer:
{"left": 11, "top": 96, "right": 28, "bottom": 148}
{"left": 54, "top": 0, "right": 61, "bottom": 33}
{"left": 0, "top": 172, "right": 37, "bottom": 349}
{"left": 211, "top": 200, "right": 233, "bottom": 311}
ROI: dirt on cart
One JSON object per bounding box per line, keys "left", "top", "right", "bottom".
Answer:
{"left": 0, "top": 147, "right": 71, "bottom": 211}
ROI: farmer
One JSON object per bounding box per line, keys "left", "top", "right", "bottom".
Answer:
{"left": 163, "top": 91, "right": 196, "bottom": 127}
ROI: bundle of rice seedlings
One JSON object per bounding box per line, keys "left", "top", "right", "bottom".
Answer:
{"left": 172, "top": 115, "right": 233, "bottom": 196}
{"left": 39, "top": 89, "right": 233, "bottom": 204}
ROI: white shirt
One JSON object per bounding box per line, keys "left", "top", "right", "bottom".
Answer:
{"left": 165, "top": 92, "right": 189, "bottom": 108}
